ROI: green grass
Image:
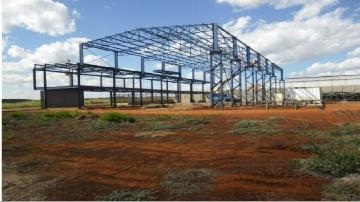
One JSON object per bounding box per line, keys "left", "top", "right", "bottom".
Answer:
{"left": 161, "top": 168, "right": 216, "bottom": 197}
{"left": 268, "top": 116, "right": 286, "bottom": 122}
{"left": 330, "top": 123, "right": 360, "bottom": 137}
{"left": 99, "top": 112, "right": 135, "bottom": 123}
{"left": 182, "top": 116, "right": 209, "bottom": 127}
{"left": 10, "top": 112, "right": 26, "bottom": 119}
{"left": 15, "top": 158, "right": 54, "bottom": 173}
{"left": 143, "top": 116, "right": 208, "bottom": 131}
{"left": 146, "top": 122, "right": 177, "bottom": 131}
{"left": 2, "top": 100, "right": 40, "bottom": 109}
{"left": 298, "top": 145, "right": 360, "bottom": 177}
{"left": 97, "top": 189, "right": 158, "bottom": 201}
{"left": 42, "top": 111, "right": 80, "bottom": 119}
{"left": 292, "top": 123, "right": 360, "bottom": 199}
{"left": 322, "top": 174, "right": 360, "bottom": 201}
{"left": 298, "top": 123, "right": 360, "bottom": 178}
{"left": 3, "top": 144, "right": 32, "bottom": 154}
{"left": 231, "top": 120, "right": 278, "bottom": 135}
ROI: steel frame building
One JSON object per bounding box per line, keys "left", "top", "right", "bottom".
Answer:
{"left": 33, "top": 23, "right": 285, "bottom": 109}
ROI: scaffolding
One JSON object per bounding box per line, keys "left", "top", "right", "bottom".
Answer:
{"left": 33, "top": 23, "right": 285, "bottom": 109}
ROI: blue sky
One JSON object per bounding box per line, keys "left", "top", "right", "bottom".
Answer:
{"left": 2, "top": 0, "right": 360, "bottom": 99}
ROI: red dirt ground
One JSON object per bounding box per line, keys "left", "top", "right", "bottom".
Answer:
{"left": 3, "top": 102, "right": 360, "bottom": 200}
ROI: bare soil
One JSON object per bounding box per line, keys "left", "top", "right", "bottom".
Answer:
{"left": 3, "top": 102, "right": 360, "bottom": 200}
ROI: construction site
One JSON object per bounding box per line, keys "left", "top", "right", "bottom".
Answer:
{"left": 32, "top": 23, "right": 285, "bottom": 109}
{"left": 3, "top": 23, "right": 360, "bottom": 201}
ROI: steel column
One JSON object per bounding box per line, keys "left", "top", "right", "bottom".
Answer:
{"left": 190, "top": 69, "right": 195, "bottom": 102}
{"left": 161, "top": 62, "right": 165, "bottom": 104}
{"left": 238, "top": 61, "right": 242, "bottom": 106}
{"left": 220, "top": 54, "right": 224, "bottom": 109}
{"left": 113, "top": 51, "right": 118, "bottom": 108}
{"left": 43, "top": 64, "right": 48, "bottom": 109}
{"left": 112, "top": 69, "right": 117, "bottom": 108}
{"left": 132, "top": 76, "right": 135, "bottom": 105}
{"left": 166, "top": 79, "right": 169, "bottom": 103}
{"left": 140, "top": 57, "right": 145, "bottom": 106}
{"left": 100, "top": 73, "right": 103, "bottom": 88}
{"left": 202, "top": 71, "right": 206, "bottom": 101}
{"left": 177, "top": 66, "right": 182, "bottom": 103}
{"left": 77, "top": 64, "right": 82, "bottom": 109}
{"left": 151, "top": 79, "right": 154, "bottom": 103}
{"left": 33, "top": 66, "right": 36, "bottom": 90}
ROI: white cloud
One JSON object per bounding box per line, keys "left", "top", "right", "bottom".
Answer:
{"left": 348, "top": 47, "right": 360, "bottom": 58}
{"left": 305, "top": 57, "right": 360, "bottom": 76}
{"left": 2, "top": 0, "right": 78, "bottom": 36}
{"left": 223, "top": 8, "right": 360, "bottom": 65}
{"left": 2, "top": 37, "right": 89, "bottom": 96}
{"left": 217, "top": 0, "right": 338, "bottom": 19}
{"left": 290, "top": 47, "right": 360, "bottom": 77}
{"left": 7, "top": 45, "right": 28, "bottom": 58}
{"left": 84, "top": 55, "right": 109, "bottom": 66}
{"left": 223, "top": 16, "right": 251, "bottom": 34}
{"left": 3, "top": 37, "right": 89, "bottom": 74}
{"left": 2, "top": 37, "right": 116, "bottom": 98}
{"left": 293, "top": 0, "right": 338, "bottom": 20}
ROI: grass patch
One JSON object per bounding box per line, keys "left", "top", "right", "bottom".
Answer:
{"left": 15, "top": 158, "right": 53, "bottom": 173}
{"left": 146, "top": 122, "right": 176, "bottom": 131}
{"left": 2, "top": 100, "right": 40, "bottom": 109}
{"left": 143, "top": 116, "right": 208, "bottom": 131}
{"left": 329, "top": 123, "right": 360, "bottom": 137}
{"left": 3, "top": 132, "right": 20, "bottom": 141}
{"left": 182, "top": 116, "right": 209, "bottom": 129}
{"left": 3, "top": 145, "right": 31, "bottom": 154}
{"left": 298, "top": 146, "right": 360, "bottom": 177}
{"left": 268, "top": 115, "right": 286, "bottom": 122}
{"left": 298, "top": 123, "right": 360, "bottom": 178}
{"left": 322, "top": 174, "right": 360, "bottom": 200}
{"left": 231, "top": 120, "right": 278, "bottom": 135}
{"left": 161, "top": 168, "right": 216, "bottom": 197}
{"left": 41, "top": 111, "right": 80, "bottom": 120}
{"left": 295, "top": 124, "right": 360, "bottom": 199}
{"left": 97, "top": 189, "right": 158, "bottom": 201}
{"left": 99, "top": 112, "right": 135, "bottom": 123}
{"left": 10, "top": 112, "right": 26, "bottom": 119}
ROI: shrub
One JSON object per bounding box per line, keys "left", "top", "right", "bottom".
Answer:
{"left": 99, "top": 112, "right": 135, "bottom": 123}
{"left": 231, "top": 120, "right": 278, "bottom": 135}
{"left": 161, "top": 168, "right": 216, "bottom": 197}
{"left": 323, "top": 174, "right": 360, "bottom": 200}
{"left": 41, "top": 111, "right": 80, "bottom": 120}
{"left": 98, "top": 189, "right": 157, "bottom": 201}
{"left": 10, "top": 112, "right": 26, "bottom": 119}
{"left": 299, "top": 142, "right": 360, "bottom": 177}
{"left": 182, "top": 116, "right": 209, "bottom": 126}
{"left": 330, "top": 123, "right": 360, "bottom": 137}
{"left": 268, "top": 116, "right": 286, "bottom": 122}
{"left": 146, "top": 122, "right": 176, "bottom": 131}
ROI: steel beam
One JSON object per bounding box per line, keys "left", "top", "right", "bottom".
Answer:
{"left": 35, "top": 23, "right": 284, "bottom": 110}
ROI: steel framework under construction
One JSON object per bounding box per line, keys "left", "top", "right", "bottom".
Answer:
{"left": 33, "top": 23, "right": 285, "bottom": 109}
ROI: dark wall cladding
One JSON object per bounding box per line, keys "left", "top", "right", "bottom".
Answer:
{"left": 41, "top": 89, "right": 83, "bottom": 108}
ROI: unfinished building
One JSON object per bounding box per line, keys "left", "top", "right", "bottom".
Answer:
{"left": 33, "top": 23, "right": 285, "bottom": 109}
